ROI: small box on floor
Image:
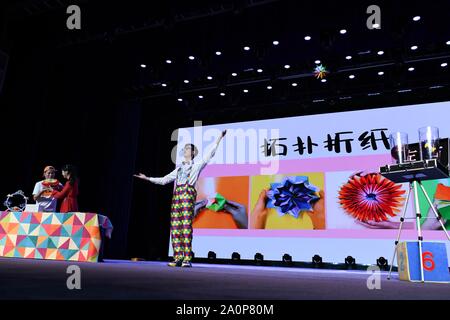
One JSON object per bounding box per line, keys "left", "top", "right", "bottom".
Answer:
{"left": 397, "top": 241, "right": 450, "bottom": 283}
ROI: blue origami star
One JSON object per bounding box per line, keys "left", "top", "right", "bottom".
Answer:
{"left": 267, "top": 176, "right": 320, "bottom": 218}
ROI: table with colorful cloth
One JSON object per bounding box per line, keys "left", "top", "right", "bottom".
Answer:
{"left": 0, "top": 211, "right": 113, "bottom": 262}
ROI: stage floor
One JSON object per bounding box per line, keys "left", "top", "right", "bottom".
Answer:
{"left": 0, "top": 257, "right": 448, "bottom": 300}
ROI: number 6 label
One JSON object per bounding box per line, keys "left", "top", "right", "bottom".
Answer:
{"left": 422, "top": 251, "right": 435, "bottom": 271}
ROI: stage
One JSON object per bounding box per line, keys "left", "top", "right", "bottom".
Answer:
{"left": 0, "top": 257, "right": 448, "bottom": 300}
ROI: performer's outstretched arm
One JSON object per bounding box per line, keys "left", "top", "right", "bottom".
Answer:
{"left": 51, "top": 182, "right": 72, "bottom": 199}
{"left": 134, "top": 167, "right": 178, "bottom": 185}
{"left": 201, "top": 130, "right": 227, "bottom": 167}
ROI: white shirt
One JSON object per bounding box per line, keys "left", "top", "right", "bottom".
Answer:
{"left": 32, "top": 180, "right": 63, "bottom": 212}
{"left": 149, "top": 140, "right": 220, "bottom": 187}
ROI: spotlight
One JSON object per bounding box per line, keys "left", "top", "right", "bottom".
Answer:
{"left": 284, "top": 64, "right": 291, "bottom": 69}
{"left": 266, "top": 85, "right": 273, "bottom": 90}
{"left": 188, "top": 55, "right": 195, "bottom": 60}
{"left": 208, "top": 251, "right": 216, "bottom": 260}
{"left": 410, "top": 45, "right": 418, "bottom": 51}
{"left": 220, "top": 92, "right": 226, "bottom": 96}
{"left": 345, "top": 55, "right": 352, "bottom": 60}
{"left": 177, "top": 98, "right": 183, "bottom": 102}
{"left": 243, "top": 46, "right": 250, "bottom": 51}
{"left": 345, "top": 256, "right": 356, "bottom": 267}
{"left": 447, "top": 41, "right": 450, "bottom": 46}
{"left": 272, "top": 40, "right": 279, "bottom": 46}
{"left": 377, "top": 50, "right": 384, "bottom": 55}
{"left": 215, "top": 51, "right": 222, "bottom": 56}
{"left": 140, "top": 64, "right": 146, "bottom": 68}
{"left": 207, "top": 76, "right": 213, "bottom": 80}
{"left": 198, "top": 95, "right": 204, "bottom": 99}
{"left": 282, "top": 254, "right": 292, "bottom": 264}
{"left": 243, "top": 89, "right": 249, "bottom": 93}
{"left": 376, "top": 256, "right": 388, "bottom": 269}
{"left": 413, "top": 16, "right": 421, "bottom": 22}
{"left": 408, "top": 67, "right": 415, "bottom": 71}
{"left": 257, "top": 68, "right": 263, "bottom": 73}
{"left": 254, "top": 253, "right": 264, "bottom": 264}
{"left": 378, "top": 71, "right": 384, "bottom": 76}
{"left": 441, "top": 62, "right": 448, "bottom": 67}
{"left": 165, "top": 59, "right": 172, "bottom": 64}
{"left": 304, "top": 35, "right": 311, "bottom": 41}
{"left": 340, "top": 29, "right": 347, "bottom": 34}
{"left": 312, "top": 254, "right": 323, "bottom": 265}
{"left": 231, "top": 252, "right": 240, "bottom": 261}
{"left": 321, "top": 79, "right": 327, "bottom": 83}
{"left": 161, "top": 83, "right": 167, "bottom": 87}
{"left": 315, "top": 60, "right": 321, "bottom": 64}
{"left": 349, "top": 74, "right": 355, "bottom": 79}
{"left": 291, "top": 82, "right": 298, "bottom": 87}
{"left": 231, "top": 72, "right": 238, "bottom": 77}
{"left": 183, "top": 80, "right": 189, "bottom": 84}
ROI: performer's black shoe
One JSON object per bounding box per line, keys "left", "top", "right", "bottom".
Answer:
{"left": 168, "top": 259, "right": 183, "bottom": 267}
{"left": 181, "top": 261, "right": 192, "bottom": 268}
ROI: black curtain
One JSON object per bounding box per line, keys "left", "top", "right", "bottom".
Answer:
{"left": 0, "top": 24, "right": 143, "bottom": 259}
{"left": 128, "top": 107, "right": 181, "bottom": 260}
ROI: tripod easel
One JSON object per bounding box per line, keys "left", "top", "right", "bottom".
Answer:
{"left": 387, "top": 179, "right": 450, "bottom": 281}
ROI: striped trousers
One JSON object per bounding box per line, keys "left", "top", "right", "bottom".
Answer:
{"left": 170, "top": 184, "right": 197, "bottom": 262}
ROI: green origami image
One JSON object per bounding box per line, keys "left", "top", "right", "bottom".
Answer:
{"left": 206, "top": 193, "right": 227, "bottom": 211}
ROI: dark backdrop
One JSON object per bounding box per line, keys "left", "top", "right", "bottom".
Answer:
{"left": 0, "top": 14, "right": 198, "bottom": 259}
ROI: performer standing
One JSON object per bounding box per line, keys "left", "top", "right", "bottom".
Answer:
{"left": 134, "top": 130, "right": 226, "bottom": 267}
{"left": 32, "top": 166, "right": 63, "bottom": 212}
{"left": 50, "top": 164, "right": 79, "bottom": 213}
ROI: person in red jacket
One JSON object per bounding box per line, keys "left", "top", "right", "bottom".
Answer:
{"left": 51, "top": 164, "right": 79, "bottom": 213}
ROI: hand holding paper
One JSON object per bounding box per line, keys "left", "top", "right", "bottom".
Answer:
{"left": 251, "top": 189, "right": 269, "bottom": 229}
{"left": 223, "top": 200, "right": 248, "bottom": 229}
